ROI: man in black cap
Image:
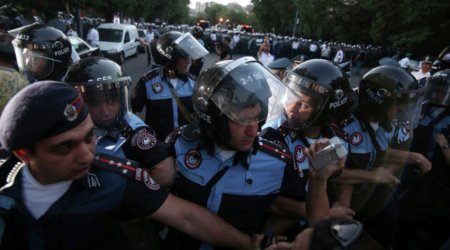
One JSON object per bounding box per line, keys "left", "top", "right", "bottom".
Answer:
{"left": 267, "top": 57, "right": 292, "bottom": 80}
{"left": 0, "top": 81, "right": 268, "bottom": 250}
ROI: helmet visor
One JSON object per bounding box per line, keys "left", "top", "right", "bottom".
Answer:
{"left": 74, "top": 77, "right": 131, "bottom": 129}
{"left": 424, "top": 77, "right": 450, "bottom": 106}
{"left": 393, "top": 89, "right": 425, "bottom": 129}
{"left": 210, "top": 62, "right": 288, "bottom": 125}
{"left": 279, "top": 70, "right": 330, "bottom": 128}
{"left": 173, "top": 32, "right": 209, "bottom": 60}
{"left": 13, "top": 45, "right": 55, "bottom": 81}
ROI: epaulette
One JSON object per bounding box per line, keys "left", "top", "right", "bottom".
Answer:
{"left": 164, "top": 124, "right": 201, "bottom": 146}
{"left": 0, "top": 156, "right": 24, "bottom": 192}
{"left": 164, "top": 127, "right": 182, "bottom": 147}
{"left": 139, "top": 68, "right": 160, "bottom": 82}
{"left": 333, "top": 116, "right": 354, "bottom": 128}
{"left": 329, "top": 121, "right": 350, "bottom": 142}
{"left": 258, "top": 138, "right": 292, "bottom": 165}
{"left": 93, "top": 153, "right": 141, "bottom": 178}
{"left": 188, "top": 73, "right": 198, "bottom": 81}
{"left": 260, "top": 127, "right": 289, "bottom": 149}
{"left": 93, "top": 154, "right": 160, "bottom": 190}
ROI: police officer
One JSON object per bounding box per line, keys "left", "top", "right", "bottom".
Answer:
{"left": 332, "top": 65, "right": 431, "bottom": 216}
{"left": 131, "top": 31, "right": 208, "bottom": 141}
{"left": 165, "top": 57, "right": 301, "bottom": 249}
{"left": 267, "top": 57, "right": 291, "bottom": 80}
{"left": 64, "top": 57, "right": 175, "bottom": 187}
{"left": 189, "top": 26, "right": 206, "bottom": 77}
{"left": 395, "top": 70, "right": 450, "bottom": 249}
{"left": 0, "top": 81, "right": 269, "bottom": 250}
{"left": 261, "top": 59, "right": 359, "bottom": 233}
{"left": 11, "top": 23, "right": 75, "bottom": 83}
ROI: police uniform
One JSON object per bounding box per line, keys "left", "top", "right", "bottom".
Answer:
{"left": 0, "top": 81, "right": 169, "bottom": 250}
{"left": 132, "top": 68, "right": 196, "bottom": 141}
{"left": 165, "top": 125, "right": 301, "bottom": 250}
{"left": 413, "top": 103, "right": 450, "bottom": 161}
{"left": 0, "top": 160, "right": 167, "bottom": 250}
{"left": 95, "top": 112, "right": 169, "bottom": 168}
{"left": 262, "top": 117, "right": 346, "bottom": 198}
{"left": 331, "top": 114, "right": 409, "bottom": 212}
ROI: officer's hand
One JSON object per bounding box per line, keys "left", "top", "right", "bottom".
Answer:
{"left": 372, "top": 167, "right": 400, "bottom": 186}
{"left": 408, "top": 152, "right": 432, "bottom": 175}
{"left": 329, "top": 206, "right": 355, "bottom": 220}
{"left": 249, "top": 234, "right": 291, "bottom": 250}
{"left": 305, "top": 138, "right": 330, "bottom": 158}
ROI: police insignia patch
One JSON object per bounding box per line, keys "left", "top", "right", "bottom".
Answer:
{"left": 294, "top": 145, "right": 306, "bottom": 163}
{"left": 132, "top": 128, "right": 157, "bottom": 150}
{"left": 350, "top": 132, "right": 363, "bottom": 146}
{"left": 152, "top": 83, "right": 163, "bottom": 93}
{"left": 185, "top": 149, "right": 202, "bottom": 169}
{"left": 143, "top": 170, "right": 160, "bottom": 190}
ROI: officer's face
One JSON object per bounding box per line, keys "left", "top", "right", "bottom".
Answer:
{"left": 23, "top": 48, "right": 49, "bottom": 77}
{"left": 227, "top": 104, "right": 261, "bottom": 152}
{"left": 176, "top": 56, "right": 190, "bottom": 75}
{"left": 15, "top": 116, "right": 95, "bottom": 184}
{"left": 285, "top": 93, "right": 315, "bottom": 128}
{"left": 88, "top": 98, "right": 121, "bottom": 128}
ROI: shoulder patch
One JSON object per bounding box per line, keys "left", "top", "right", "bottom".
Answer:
{"left": 294, "top": 145, "right": 307, "bottom": 163}
{"left": 184, "top": 149, "right": 202, "bottom": 169}
{"left": 151, "top": 82, "right": 164, "bottom": 93}
{"left": 131, "top": 128, "right": 157, "bottom": 150}
{"left": 350, "top": 132, "right": 363, "bottom": 146}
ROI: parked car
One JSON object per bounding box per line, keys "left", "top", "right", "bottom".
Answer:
{"left": 97, "top": 23, "right": 140, "bottom": 64}
{"left": 137, "top": 29, "right": 146, "bottom": 53}
{"left": 68, "top": 35, "right": 101, "bottom": 59}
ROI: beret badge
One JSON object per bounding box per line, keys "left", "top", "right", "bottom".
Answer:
{"left": 64, "top": 94, "right": 84, "bottom": 122}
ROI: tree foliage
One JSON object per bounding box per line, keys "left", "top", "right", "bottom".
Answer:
{"left": 3, "top": 0, "right": 449, "bottom": 56}
{"left": 251, "top": 0, "right": 449, "bottom": 56}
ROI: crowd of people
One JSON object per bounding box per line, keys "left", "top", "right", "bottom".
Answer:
{"left": 1, "top": 5, "right": 450, "bottom": 250}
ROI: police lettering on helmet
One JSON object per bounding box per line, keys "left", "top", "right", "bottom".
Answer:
{"left": 11, "top": 23, "right": 72, "bottom": 82}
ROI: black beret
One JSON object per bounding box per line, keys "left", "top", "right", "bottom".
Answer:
{"left": 267, "top": 57, "right": 292, "bottom": 70}
{"left": 0, "top": 81, "right": 89, "bottom": 150}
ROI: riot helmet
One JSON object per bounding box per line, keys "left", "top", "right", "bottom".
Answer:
{"left": 280, "top": 59, "right": 358, "bottom": 129}
{"left": 424, "top": 69, "right": 450, "bottom": 107}
{"left": 358, "top": 65, "right": 425, "bottom": 128}
{"left": 151, "top": 31, "right": 208, "bottom": 72}
{"left": 64, "top": 57, "right": 131, "bottom": 131}
{"left": 191, "top": 25, "right": 204, "bottom": 39}
{"left": 193, "top": 56, "right": 288, "bottom": 148}
{"left": 12, "top": 23, "right": 72, "bottom": 82}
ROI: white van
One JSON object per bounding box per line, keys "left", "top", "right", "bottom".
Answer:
{"left": 97, "top": 23, "right": 140, "bottom": 64}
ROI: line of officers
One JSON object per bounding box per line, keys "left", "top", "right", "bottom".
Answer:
{"left": 0, "top": 23, "right": 449, "bottom": 250}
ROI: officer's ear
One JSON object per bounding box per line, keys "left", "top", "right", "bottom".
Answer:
{"left": 13, "top": 148, "right": 31, "bottom": 164}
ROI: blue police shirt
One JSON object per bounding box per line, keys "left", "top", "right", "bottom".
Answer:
{"left": 333, "top": 115, "right": 409, "bottom": 170}
{"left": 95, "top": 113, "right": 169, "bottom": 169}
{"left": 131, "top": 68, "right": 196, "bottom": 140}
{"left": 169, "top": 126, "right": 299, "bottom": 235}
